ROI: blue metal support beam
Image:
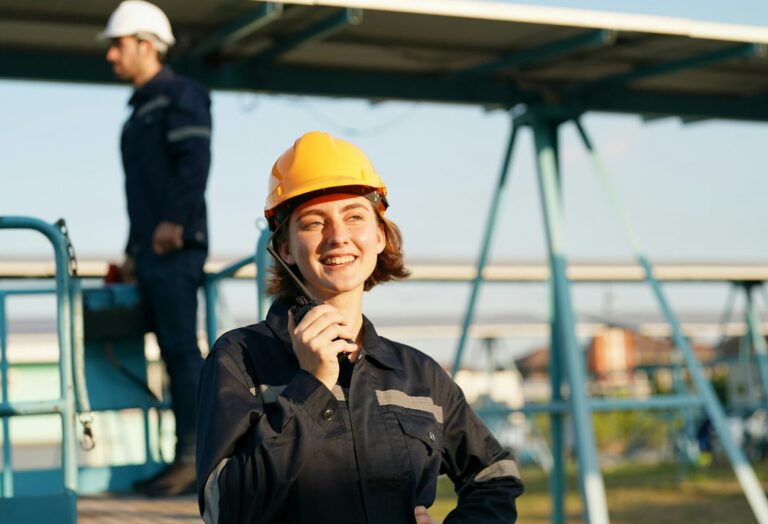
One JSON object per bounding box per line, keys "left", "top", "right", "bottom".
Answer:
{"left": 204, "top": 254, "right": 259, "bottom": 348}
{"left": 528, "top": 110, "right": 610, "bottom": 524}
{"left": 455, "top": 29, "right": 616, "bottom": 77}
{"left": 204, "top": 279, "right": 219, "bottom": 352}
{"left": 0, "top": 295, "right": 10, "bottom": 497}
{"left": 573, "top": 120, "right": 768, "bottom": 524}
{"left": 249, "top": 8, "right": 363, "bottom": 65}
{"left": 0, "top": 217, "right": 78, "bottom": 508}
{"left": 4, "top": 48, "right": 768, "bottom": 122}
{"left": 548, "top": 270, "right": 566, "bottom": 524}
{"left": 256, "top": 227, "right": 271, "bottom": 321}
{"left": 184, "top": 2, "right": 284, "bottom": 59}
{"left": 571, "top": 43, "right": 766, "bottom": 92}
{"left": 744, "top": 283, "right": 768, "bottom": 406}
{"left": 452, "top": 116, "right": 518, "bottom": 377}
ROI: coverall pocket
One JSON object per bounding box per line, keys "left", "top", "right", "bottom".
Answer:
{"left": 393, "top": 411, "right": 444, "bottom": 505}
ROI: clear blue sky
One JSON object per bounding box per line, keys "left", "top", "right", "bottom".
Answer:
{"left": 2, "top": 0, "right": 767, "bottom": 264}
{"left": 1, "top": 1, "right": 768, "bottom": 354}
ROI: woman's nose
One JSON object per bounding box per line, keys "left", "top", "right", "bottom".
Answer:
{"left": 325, "top": 219, "right": 349, "bottom": 245}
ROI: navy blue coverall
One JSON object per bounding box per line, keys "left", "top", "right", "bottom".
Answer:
{"left": 122, "top": 65, "right": 212, "bottom": 462}
{"left": 196, "top": 298, "right": 524, "bottom": 523}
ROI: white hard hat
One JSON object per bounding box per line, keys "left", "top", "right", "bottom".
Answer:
{"left": 99, "top": 0, "right": 175, "bottom": 47}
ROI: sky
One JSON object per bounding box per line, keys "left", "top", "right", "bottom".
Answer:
{"left": 2, "top": 0, "right": 768, "bottom": 361}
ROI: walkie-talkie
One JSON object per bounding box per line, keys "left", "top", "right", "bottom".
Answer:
{"left": 291, "top": 295, "right": 319, "bottom": 324}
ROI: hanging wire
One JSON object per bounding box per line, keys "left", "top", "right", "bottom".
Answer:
{"left": 295, "top": 99, "right": 419, "bottom": 137}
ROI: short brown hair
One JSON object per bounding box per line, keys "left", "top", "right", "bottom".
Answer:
{"left": 266, "top": 215, "right": 410, "bottom": 300}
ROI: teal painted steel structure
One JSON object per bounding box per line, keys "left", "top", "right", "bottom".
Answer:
{"left": 451, "top": 108, "right": 768, "bottom": 523}
{"left": 184, "top": 2, "right": 284, "bottom": 59}
{"left": 0, "top": 217, "right": 78, "bottom": 524}
{"left": 531, "top": 110, "right": 610, "bottom": 524}
{"left": 744, "top": 283, "right": 768, "bottom": 407}
{"left": 0, "top": 288, "right": 55, "bottom": 498}
{"left": 247, "top": 7, "right": 362, "bottom": 66}
{"left": 453, "top": 29, "right": 616, "bottom": 78}
{"left": 256, "top": 226, "right": 272, "bottom": 321}
{"left": 451, "top": 119, "right": 518, "bottom": 378}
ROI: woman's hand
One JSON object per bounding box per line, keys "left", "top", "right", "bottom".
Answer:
{"left": 414, "top": 506, "right": 439, "bottom": 524}
{"left": 288, "top": 304, "right": 357, "bottom": 391}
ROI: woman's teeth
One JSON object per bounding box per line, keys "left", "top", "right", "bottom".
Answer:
{"left": 324, "top": 255, "right": 355, "bottom": 265}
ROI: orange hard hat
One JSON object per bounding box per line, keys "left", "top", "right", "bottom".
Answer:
{"left": 265, "top": 131, "right": 388, "bottom": 230}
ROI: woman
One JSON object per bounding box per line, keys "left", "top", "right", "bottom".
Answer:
{"left": 196, "top": 131, "right": 523, "bottom": 523}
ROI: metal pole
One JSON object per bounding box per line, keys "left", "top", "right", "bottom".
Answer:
{"left": 204, "top": 279, "right": 219, "bottom": 352}
{"left": 530, "top": 114, "right": 610, "bottom": 524}
{"left": 256, "top": 226, "right": 271, "bottom": 321}
{"left": 52, "top": 228, "right": 78, "bottom": 494}
{"left": 452, "top": 116, "right": 518, "bottom": 377}
{"left": 0, "top": 217, "right": 78, "bottom": 495}
{"left": 547, "top": 127, "right": 565, "bottom": 524}
{"left": 745, "top": 283, "right": 768, "bottom": 406}
{"left": 573, "top": 121, "right": 768, "bottom": 524}
{"left": 0, "top": 294, "right": 12, "bottom": 497}
{"left": 549, "top": 285, "right": 566, "bottom": 524}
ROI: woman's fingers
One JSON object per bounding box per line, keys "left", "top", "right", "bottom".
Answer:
{"left": 414, "top": 506, "right": 438, "bottom": 524}
{"left": 293, "top": 305, "right": 355, "bottom": 345}
{"left": 288, "top": 304, "right": 356, "bottom": 390}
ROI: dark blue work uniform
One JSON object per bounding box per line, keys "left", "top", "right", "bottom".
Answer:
{"left": 122, "top": 65, "right": 212, "bottom": 462}
{"left": 197, "top": 298, "right": 524, "bottom": 523}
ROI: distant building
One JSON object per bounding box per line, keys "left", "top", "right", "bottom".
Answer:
{"left": 515, "top": 327, "right": 716, "bottom": 400}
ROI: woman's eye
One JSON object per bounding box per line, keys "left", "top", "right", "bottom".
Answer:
{"left": 301, "top": 220, "right": 323, "bottom": 230}
{"left": 347, "top": 214, "right": 364, "bottom": 222}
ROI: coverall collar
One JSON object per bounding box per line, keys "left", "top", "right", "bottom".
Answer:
{"left": 128, "top": 65, "right": 174, "bottom": 105}
{"left": 266, "top": 297, "right": 403, "bottom": 372}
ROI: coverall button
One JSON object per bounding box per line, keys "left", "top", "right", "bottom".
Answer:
{"left": 428, "top": 431, "right": 436, "bottom": 442}
{"left": 323, "top": 409, "right": 335, "bottom": 421}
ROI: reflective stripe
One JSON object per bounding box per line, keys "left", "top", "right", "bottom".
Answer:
{"left": 259, "top": 384, "right": 286, "bottom": 403}
{"left": 203, "top": 457, "right": 230, "bottom": 524}
{"left": 167, "top": 125, "right": 212, "bottom": 142}
{"left": 135, "top": 95, "right": 170, "bottom": 119}
{"left": 375, "top": 389, "right": 443, "bottom": 423}
{"left": 331, "top": 385, "right": 346, "bottom": 401}
{"left": 474, "top": 459, "right": 521, "bottom": 482}
{"left": 257, "top": 384, "right": 344, "bottom": 403}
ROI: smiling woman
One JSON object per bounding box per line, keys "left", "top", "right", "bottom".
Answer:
{"left": 195, "top": 131, "right": 524, "bottom": 524}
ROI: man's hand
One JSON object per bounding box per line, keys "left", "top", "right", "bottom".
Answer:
{"left": 287, "top": 304, "right": 357, "bottom": 391}
{"left": 152, "top": 221, "right": 184, "bottom": 255}
{"left": 121, "top": 255, "right": 136, "bottom": 283}
{"left": 414, "top": 506, "right": 439, "bottom": 524}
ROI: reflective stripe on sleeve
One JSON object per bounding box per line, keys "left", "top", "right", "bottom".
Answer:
{"left": 202, "top": 458, "right": 230, "bottom": 524}
{"left": 255, "top": 383, "right": 345, "bottom": 403}
{"left": 135, "top": 95, "right": 170, "bottom": 118}
{"left": 167, "top": 125, "right": 212, "bottom": 142}
{"left": 375, "top": 389, "right": 443, "bottom": 423}
{"left": 474, "top": 459, "right": 521, "bottom": 482}
{"left": 258, "top": 384, "right": 286, "bottom": 403}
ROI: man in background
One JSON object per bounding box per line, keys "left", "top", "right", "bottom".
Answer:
{"left": 101, "top": 0, "right": 212, "bottom": 497}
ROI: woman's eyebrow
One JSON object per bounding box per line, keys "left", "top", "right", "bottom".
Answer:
{"left": 296, "top": 209, "right": 326, "bottom": 220}
{"left": 341, "top": 203, "right": 369, "bottom": 212}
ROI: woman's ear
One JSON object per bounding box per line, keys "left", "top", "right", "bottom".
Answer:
{"left": 376, "top": 222, "right": 386, "bottom": 255}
